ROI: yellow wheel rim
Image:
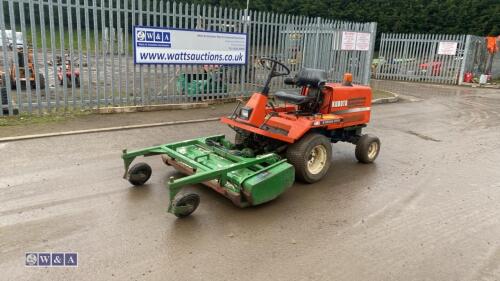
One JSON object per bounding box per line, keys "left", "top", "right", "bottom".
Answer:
{"left": 367, "top": 142, "right": 379, "bottom": 160}
{"left": 307, "top": 145, "right": 328, "bottom": 175}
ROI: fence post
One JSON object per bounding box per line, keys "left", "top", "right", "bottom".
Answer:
{"left": 0, "top": 1, "right": 13, "bottom": 116}
{"left": 242, "top": 7, "right": 249, "bottom": 95}
{"left": 363, "top": 22, "right": 377, "bottom": 85}
{"left": 313, "top": 17, "right": 321, "bottom": 68}
{"left": 427, "top": 37, "right": 437, "bottom": 81}
{"left": 458, "top": 35, "right": 471, "bottom": 85}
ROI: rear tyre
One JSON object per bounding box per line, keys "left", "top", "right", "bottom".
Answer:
{"left": 128, "top": 162, "right": 152, "bottom": 186}
{"left": 173, "top": 193, "right": 200, "bottom": 218}
{"left": 355, "top": 134, "right": 380, "bottom": 163}
{"left": 286, "top": 133, "right": 332, "bottom": 183}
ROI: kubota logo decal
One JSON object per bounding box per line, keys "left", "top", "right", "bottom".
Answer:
{"left": 332, "top": 100, "right": 348, "bottom": 107}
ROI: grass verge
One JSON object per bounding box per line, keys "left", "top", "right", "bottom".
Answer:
{"left": 0, "top": 109, "right": 91, "bottom": 127}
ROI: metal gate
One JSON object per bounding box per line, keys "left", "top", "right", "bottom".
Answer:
{"left": 375, "top": 33, "right": 466, "bottom": 84}
{"left": 281, "top": 19, "right": 376, "bottom": 85}
{"left": 0, "top": 0, "right": 376, "bottom": 116}
{"left": 458, "top": 35, "right": 497, "bottom": 84}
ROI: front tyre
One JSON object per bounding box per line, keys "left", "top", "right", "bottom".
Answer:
{"left": 127, "top": 162, "right": 152, "bottom": 186}
{"left": 286, "top": 133, "right": 332, "bottom": 183}
{"left": 355, "top": 134, "right": 381, "bottom": 163}
{"left": 173, "top": 193, "right": 200, "bottom": 218}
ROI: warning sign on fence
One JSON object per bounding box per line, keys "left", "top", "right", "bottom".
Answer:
{"left": 437, "top": 42, "right": 458, "bottom": 55}
{"left": 341, "top": 32, "right": 357, "bottom": 50}
{"left": 355, "top": 33, "right": 371, "bottom": 51}
{"left": 341, "top": 32, "right": 371, "bottom": 51}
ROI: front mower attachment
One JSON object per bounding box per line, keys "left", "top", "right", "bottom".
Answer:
{"left": 122, "top": 135, "right": 294, "bottom": 217}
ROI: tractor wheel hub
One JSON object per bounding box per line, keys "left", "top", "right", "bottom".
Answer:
{"left": 307, "top": 145, "right": 327, "bottom": 175}
{"left": 367, "top": 142, "right": 379, "bottom": 160}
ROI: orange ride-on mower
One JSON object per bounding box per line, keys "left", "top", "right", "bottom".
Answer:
{"left": 121, "top": 58, "right": 380, "bottom": 218}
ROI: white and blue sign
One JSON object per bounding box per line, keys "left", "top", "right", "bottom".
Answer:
{"left": 25, "top": 252, "right": 78, "bottom": 267}
{"left": 133, "top": 26, "right": 247, "bottom": 65}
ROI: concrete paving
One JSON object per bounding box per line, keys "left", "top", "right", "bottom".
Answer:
{"left": 1, "top": 82, "right": 500, "bottom": 281}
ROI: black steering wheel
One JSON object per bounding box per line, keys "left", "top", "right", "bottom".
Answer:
{"left": 259, "top": 57, "right": 290, "bottom": 77}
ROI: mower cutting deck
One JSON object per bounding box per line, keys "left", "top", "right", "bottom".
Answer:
{"left": 122, "top": 57, "right": 380, "bottom": 218}
{"left": 122, "top": 135, "right": 294, "bottom": 217}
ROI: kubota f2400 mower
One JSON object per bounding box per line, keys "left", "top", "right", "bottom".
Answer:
{"left": 122, "top": 58, "right": 380, "bottom": 218}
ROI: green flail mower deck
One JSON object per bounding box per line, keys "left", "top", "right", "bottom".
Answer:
{"left": 122, "top": 135, "right": 295, "bottom": 217}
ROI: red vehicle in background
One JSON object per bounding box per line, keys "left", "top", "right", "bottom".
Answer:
{"left": 57, "top": 58, "right": 80, "bottom": 88}
{"left": 419, "top": 61, "right": 442, "bottom": 76}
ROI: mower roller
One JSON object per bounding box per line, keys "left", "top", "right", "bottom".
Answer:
{"left": 121, "top": 57, "right": 380, "bottom": 218}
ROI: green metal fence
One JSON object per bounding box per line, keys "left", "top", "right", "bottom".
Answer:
{"left": 0, "top": 0, "right": 376, "bottom": 116}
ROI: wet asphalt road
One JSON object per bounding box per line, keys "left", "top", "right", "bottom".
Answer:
{"left": 1, "top": 82, "right": 500, "bottom": 281}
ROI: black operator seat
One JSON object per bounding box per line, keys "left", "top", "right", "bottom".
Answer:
{"left": 273, "top": 68, "right": 327, "bottom": 105}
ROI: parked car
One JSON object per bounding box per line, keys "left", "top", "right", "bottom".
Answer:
{"left": 0, "top": 30, "right": 24, "bottom": 49}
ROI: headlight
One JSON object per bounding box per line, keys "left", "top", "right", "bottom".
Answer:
{"left": 239, "top": 107, "right": 252, "bottom": 120}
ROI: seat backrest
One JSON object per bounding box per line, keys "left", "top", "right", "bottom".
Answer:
{"left": 295, "top": 68, "right": 327, "bottom": 88}
{"left": 278, "top": 68, "right": 327, "bottom": 114}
